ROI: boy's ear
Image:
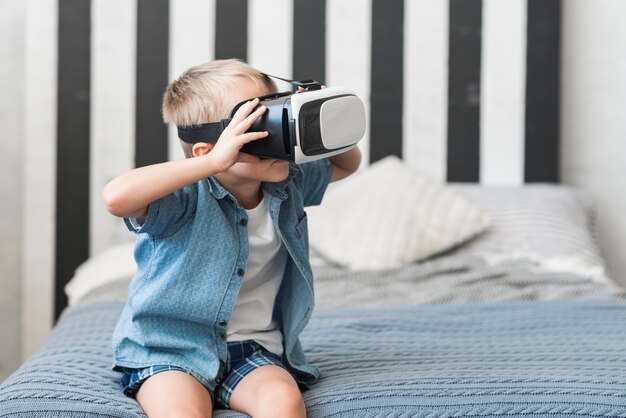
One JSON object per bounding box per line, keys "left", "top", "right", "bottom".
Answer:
{"left": 192, "top": 142, "right": 214, "bottom": 157}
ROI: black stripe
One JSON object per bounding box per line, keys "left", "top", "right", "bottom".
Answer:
{"left": 525, "top": 0, "right": 561, "bottom": 183}
{"left": 447, "top": 0, "right": 482, "bottom": 182}
{"left": 55, "top": 0, "right": 91, "bottom": 319}
{"left": 135, "top": 0, "right": 170, "bottom": 167}
{"left": 369, "top": 0, "right": 404, "bottom": 163}
{"left": 293, "top": 0, "right": 326, "bottom": 84}
{"left": 215, "top": 0, "right": 248, "bottom": 61}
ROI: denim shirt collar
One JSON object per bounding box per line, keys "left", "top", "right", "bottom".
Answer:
{"left": 205, "top": 163, "right": 301, "bottom": 202}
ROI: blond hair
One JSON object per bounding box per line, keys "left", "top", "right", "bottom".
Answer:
{"left": 162, "top": 59, "right": 277, "bottom": 157}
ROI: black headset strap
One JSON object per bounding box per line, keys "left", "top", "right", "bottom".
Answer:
{"left": 177, "top": 119, "right": 232, "bottom": 144}
{"left": 262, "top": 73, "right": 322, "bottom": 91}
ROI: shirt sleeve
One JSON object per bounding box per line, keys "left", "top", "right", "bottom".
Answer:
{"left": 298, "top": 158, "right": 333, "bottom": 207}
{"left": 123, "top": 183, "right": 197, "bottom": 238}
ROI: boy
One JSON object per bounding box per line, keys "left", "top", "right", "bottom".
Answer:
{"left": 103, "top": 59, "right": 361, "bottom": 418}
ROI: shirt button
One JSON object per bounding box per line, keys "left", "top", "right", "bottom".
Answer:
{"left": 237, "top": 268, "right": 245, "bottom": 277}
{"left": 239, "top": 218, "right": 248, "bottom": 226}
{"left": 218, "top": 321, "right": 227, "bottom": 327}
{"left": 219, "top": 333, "right": 226, "bottom": 340}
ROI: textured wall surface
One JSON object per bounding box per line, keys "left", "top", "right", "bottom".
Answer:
{"left": 0, "top": 0, "right": 24, "bottom": 383}
{"left": 561, "top": 0, "right": 626, "bottom": 288}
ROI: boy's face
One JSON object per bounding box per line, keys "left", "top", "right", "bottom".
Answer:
{"left": 218, "top": 77, "right": 290, "bottom": 184}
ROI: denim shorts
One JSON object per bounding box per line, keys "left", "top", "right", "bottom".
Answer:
{"left": 119, "top": 340, "right": 290, "bottom": 409}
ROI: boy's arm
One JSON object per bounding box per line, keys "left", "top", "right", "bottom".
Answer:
{"left": 103, "top": 98, "right": 268, "bottom": 218}
{"left": 329, "top": 146, "right": 362, "bottom": 182}
{"left": 102, "top": 156, "right": 223, "bottom": 219}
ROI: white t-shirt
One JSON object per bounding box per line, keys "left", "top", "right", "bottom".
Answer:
{"left": 226, "top": 195, "right": 287, "bottom": 356}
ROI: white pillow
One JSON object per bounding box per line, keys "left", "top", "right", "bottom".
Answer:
{"left": 64, "top": 242, "right": 136, "bottom": 306}
{"left": 307, "top": 156, "right": 490, "bottom": 270}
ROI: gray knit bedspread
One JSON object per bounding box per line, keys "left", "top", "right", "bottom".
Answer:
{"left": 2, "top": 257, "right": 626, "bottom": 417}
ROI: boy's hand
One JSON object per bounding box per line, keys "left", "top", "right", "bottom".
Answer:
{"left": 207, "top": 97, "right": 269, "bottom": 172}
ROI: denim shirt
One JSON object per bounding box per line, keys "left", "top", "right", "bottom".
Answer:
{"left": 111, "top": 159, "right": 333, "bottom": 391}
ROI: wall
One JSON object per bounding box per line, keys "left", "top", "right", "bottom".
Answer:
{"left": 561, "top": 0, "right": 626, "bottom": 287}
{"left": 0, "top": 0, "right": 24, "bottom": 382}
{"left": 0, "top": 0, "right": 56, "bottom": 382}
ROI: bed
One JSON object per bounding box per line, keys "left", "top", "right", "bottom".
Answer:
{"left": 2, "top": 157, "right": 626, "bottom": 417}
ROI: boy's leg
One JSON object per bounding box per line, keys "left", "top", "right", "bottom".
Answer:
{"left": 228, "top": 365, "right": 306, "bottom": 418}
{"left": 136, "top": 370, "right": 213, "bottom": 418}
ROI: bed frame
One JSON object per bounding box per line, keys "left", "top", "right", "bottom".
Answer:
{"left": 53, "top": 0, "right": 561, "bottom": 319}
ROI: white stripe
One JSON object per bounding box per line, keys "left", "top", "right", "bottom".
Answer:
{"left": 21, "top": 0, "right": 57, "bottom": 360}
{"left": 90, "top": 0, "right": 137, "bottom": 257}
{"left": 248, "top": 0, "right": 293, "bottom": 91}
{"left": 326, "top": 0, "right": 372, "bottom": 169}
{"left": 168, "top": 0, "right": 215, "bottom": 161}
{"left": 403, "top": 0, "right": 449, "bottom": 182}
{"left": 1, "top": 0, "right": 25, "bottom": 375}
{"left": 480, "top": 0, "right": 526, "bottom": 185}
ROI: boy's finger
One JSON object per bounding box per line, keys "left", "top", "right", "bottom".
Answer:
{"left": 235, "top": 106, "right": 267, "bottom": 133}
{"left": 239, "top": 131, "right": 269, "bottom": 144}
{"left": 222, "top": 99, "right": 257, "bottom": 135}
{"left": 230, "top": 98, "right": 260, "bottom": 123}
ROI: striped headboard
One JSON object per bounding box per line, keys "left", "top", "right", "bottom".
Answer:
{"left": 54, "top": 0, "right": 560, "bottom": 318}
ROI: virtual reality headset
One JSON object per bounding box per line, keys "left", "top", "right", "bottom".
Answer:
{"left": 177, "top": 76, "right": 366, "bottom": 163}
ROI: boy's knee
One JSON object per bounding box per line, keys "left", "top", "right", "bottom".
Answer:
{"left": 257, "top": 379, "right": 305, "bottom": 415}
